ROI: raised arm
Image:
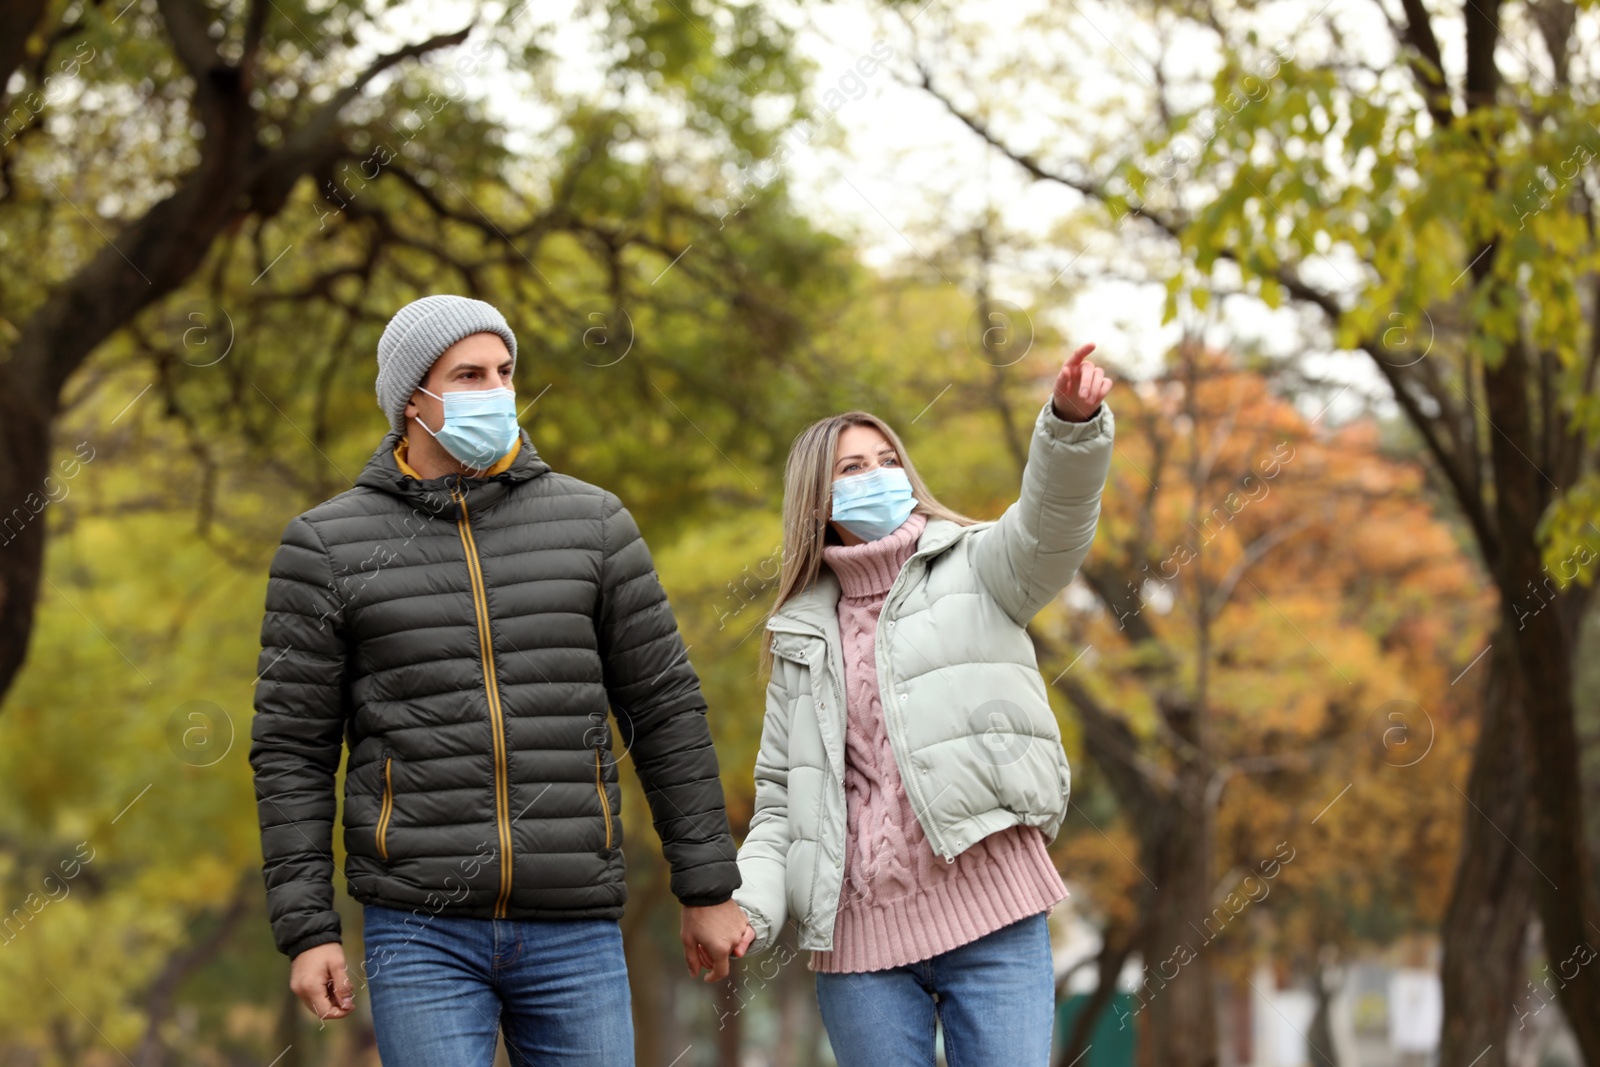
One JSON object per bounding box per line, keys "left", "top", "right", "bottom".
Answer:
{"left": 972, "top": 344, "right": 1116, "bottom": 626}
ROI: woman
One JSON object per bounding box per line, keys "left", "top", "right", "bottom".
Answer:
{"left": 731, "top": 344, "right": 1115, "bottom": 1067}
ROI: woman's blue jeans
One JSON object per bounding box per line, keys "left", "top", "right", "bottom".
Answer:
{"left": 814, "top": 911, "right": 1056, "bottom": 1067}
{"left": 360, "top": 903, "right": 634, "bottom": 1067}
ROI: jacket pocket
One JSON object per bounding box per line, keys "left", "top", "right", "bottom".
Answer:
{"left": 594, "top": 746, "right": 614, "bottom": 849}
{"left": 376, "top": 750, "right": 395, "bottom": 862}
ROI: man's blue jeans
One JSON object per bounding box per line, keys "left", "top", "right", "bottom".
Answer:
{"left": 361, "top": 903, "right": 634, "bottom": 1067}
{"left": 813, "top": 911, "right": 1055, "bottom": 1067}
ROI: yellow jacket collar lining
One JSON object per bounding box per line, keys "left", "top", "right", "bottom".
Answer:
{"left": 393, "top": 434, "right": 522, "bottom": 480}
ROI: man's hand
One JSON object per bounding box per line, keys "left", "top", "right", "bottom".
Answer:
{"left": 1051, "top": 342, "right": 1114, "bottom": 422}
{"left": 681, "top": 899, "right": 750, "bottom": 983}
{"left": 289, "top": 942, "right": 355, "bottom": 1021}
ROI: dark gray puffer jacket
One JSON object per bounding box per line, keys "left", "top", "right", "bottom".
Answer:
{"left": 249, "top": 425, "right": 739, "bottom": 958}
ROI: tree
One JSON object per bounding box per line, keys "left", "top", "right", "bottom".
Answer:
{"left": 688, "top": 233, "right": 1490, "bottom": 1064}
{"left": 0, "top": 2, "right": 862, "bottom": 1061}
{"left": 0, "top": 0, "right": 817, "bottom": 705}
{"left": 1034, "top": 345, "right": 1485, "bottom": 1067}
{"left": 881, "top": 0, "right": 1600, "bottom": 1057}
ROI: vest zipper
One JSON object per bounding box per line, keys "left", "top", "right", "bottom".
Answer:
{"left": 376, "top": 756, "right": 394, "bottom": 861}
{"left": 594, "top": 747, "right": 613, "bottom": 849}
{"left": 453, "top": 486, "right": 514, "bottom": 918}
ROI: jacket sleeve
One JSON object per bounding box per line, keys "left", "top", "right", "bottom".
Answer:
{"left": 732, "top": 659, "right": 795, "bottom": 956}
{"left": 596, "top": 493, "right": 741, "bottom": 907}
{"left": 248, "top": 515, "right": 349, "bottom": 959}
{"left": 972, "top": 400, "right": 1115, "bottom": 627}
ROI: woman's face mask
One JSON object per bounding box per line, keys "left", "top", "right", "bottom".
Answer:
{"left": 830, "top": 465, "right": 916, "bottom": 541}
{"left": 415, "top": 385, "right": 519, "bottom": 469}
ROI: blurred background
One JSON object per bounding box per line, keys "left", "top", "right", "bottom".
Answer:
{"left": 2, "top": 0, "right": 1598, "bottom": 1064}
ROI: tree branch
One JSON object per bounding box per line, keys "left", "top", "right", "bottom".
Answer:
{"left": 912, "top": 54, "right": 1504, "bottom": 572}
{"left": 1206, "top": 512, "right": 1317, "bottom": 617}
{"left": 1394, "top": 0, "right": 1455, "bottom": 129}
{"left": 0, "top": 0, "right": 52, "bottom": 109}
{"left": 154, "top": 0, "right": 224, "bottom": 90}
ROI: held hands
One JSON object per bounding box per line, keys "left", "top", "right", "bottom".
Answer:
{"left": 288, "top": 906, "right": 759, "bottom": 1016}
{"left": 681, "top": 899, "right": 757, "bottom": 983}
{"left": 1051, "top": 343, "right": 1114, "bottom": 423}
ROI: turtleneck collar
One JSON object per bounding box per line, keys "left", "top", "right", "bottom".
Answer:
{"left": 822, "top": 512, "right": 929, "bottom": 600}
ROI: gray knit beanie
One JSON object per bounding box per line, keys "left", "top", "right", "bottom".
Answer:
{"left": 375, "top": 295, "right": 518, "bottom": 433}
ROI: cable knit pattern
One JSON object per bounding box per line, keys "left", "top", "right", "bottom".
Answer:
{"left": 809, "top": 511, "right": 1068, "bottom": 973}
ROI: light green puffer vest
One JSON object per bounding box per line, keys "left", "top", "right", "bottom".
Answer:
{"left": 733, "top": 399, "right": 1115, "bottom": 955}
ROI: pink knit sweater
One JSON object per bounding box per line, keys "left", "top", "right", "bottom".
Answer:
{"left": 808, "top": 511, "right": 1068, "bottom": 974}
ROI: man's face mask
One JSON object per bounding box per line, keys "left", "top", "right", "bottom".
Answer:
{"left": 415, "top": 385, "right": 519, "bottom": 469}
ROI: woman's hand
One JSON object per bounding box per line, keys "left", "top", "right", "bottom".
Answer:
{"left": 1051, "top": 342, "right": 1113, "bottom": 422}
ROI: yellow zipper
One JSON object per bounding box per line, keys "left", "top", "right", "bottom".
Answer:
{"left": 376, "top": 756, "right": 394, "bottom": 860}
{"left": 453, "top": 487, "right": 514, "bottom": 918}
{"left": 594, "top": 747, "right": 613, "bottom": 849}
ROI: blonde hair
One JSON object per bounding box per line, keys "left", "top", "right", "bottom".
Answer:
{"left": 758, "top": 410, "right": 978, "bottom": 678}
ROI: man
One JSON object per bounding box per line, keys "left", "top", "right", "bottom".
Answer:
{"left": 249, "top": 294, "right": 749, "bottom": 1065}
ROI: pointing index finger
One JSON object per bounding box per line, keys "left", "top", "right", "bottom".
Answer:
{"left": 1067, "top": 342, "right": 1096, "bottom": 367}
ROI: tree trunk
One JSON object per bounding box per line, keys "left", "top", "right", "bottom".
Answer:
{"left": 135, "top": 871, "right": 254, "bottom": 1066}
{"left": 0, "top": 387, "right": 57, "bottom": 707}
{"left": 1057, "top": 916, "right": 1141, "bottom": 1067}
{"left": 273, "top": 983, "right": 304, "bottom": 1067}
{"left": 1050, "top": 657, "right": 1219, "bottom": 1067}
{"left": 1131, "top": 771, "right": 1217, "bottom": 1067}
{"left": 715, "top": 976, "right": 742, "bottom": 1067}
{"left": 775, "top": 924, "right": 809, "bottom": 1067}
{"left": 1483, "top": 345, "right": 1600, "bottom": 1058}
{"left": 1438, "top": 634, "right": 1534, "bottom": 1067}
{"left": 1307, "top": 959, "right": 1342, "bottom": 1067}
{"left": 0, "top": 17, "right": 470, "bottom": 710}
{"left": 623, "top": 888, "right": 669, "bottom": 1067}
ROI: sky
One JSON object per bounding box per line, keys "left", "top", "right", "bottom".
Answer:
{"left": 364, "top": 0, "right": 1411, "bottom": 425}
{"left": 763, "top": 0, "right": 1395, "bottom": 421}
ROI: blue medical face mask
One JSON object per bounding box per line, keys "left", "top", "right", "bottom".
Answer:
{"left": 830, "top": 465, "right": 916, "bottom": 542}
{"left": 415, "top": 385, "right": 520, "bottom": 470}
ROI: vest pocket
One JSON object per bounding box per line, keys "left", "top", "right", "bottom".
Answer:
{"left": 376, "top": 752, "right": 395, "bottom": 861}
{"left": 594, "top": 746, "right": 614, "bottom": 849}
